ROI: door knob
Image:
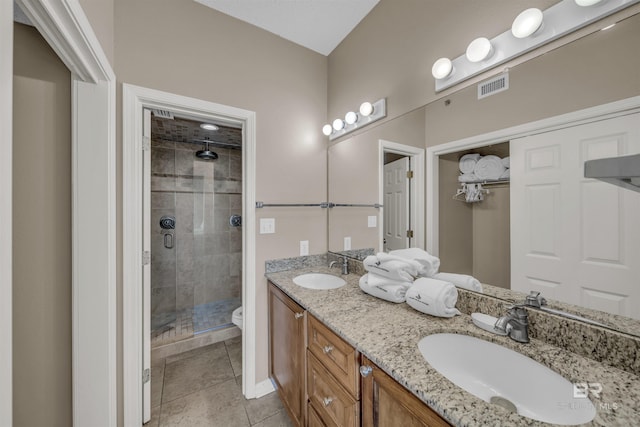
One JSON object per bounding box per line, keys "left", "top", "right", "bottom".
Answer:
{"left": 322, "top": 345, "right": 334, "bottom": 354}
{"left": 322, "top": 397, "right": 333, "bottom": 407}
{"left": 360, "top": 365, "right": 373, "bottom": 377}
{"left": 294, "top": 312, "right": 304, "bottom": 319}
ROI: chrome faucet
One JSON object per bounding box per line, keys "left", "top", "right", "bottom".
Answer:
{"left": 494, "top": 306, "right": 530, "bottom": 343}
{"left": 329, "top": 255, "right": 349, "bottom": 275}
{"left": 524, "top": 291, "right": 547, "bottom": 308}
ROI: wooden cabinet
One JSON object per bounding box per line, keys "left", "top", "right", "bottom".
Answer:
{"left": 360, "top": 355, "right": 451, "bottom": 427}
{"left": 268, "top": 282, "right": 450, "bottom": 427}
{"left": 269, "top": 283, "right": 306, "bottom": 427}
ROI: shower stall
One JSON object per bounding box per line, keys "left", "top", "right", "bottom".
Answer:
{"left": 149, "top": 115, "right": 242, "bottom": 348}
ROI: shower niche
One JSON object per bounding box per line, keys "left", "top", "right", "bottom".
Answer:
{"left": 149, "top": 114, "right": 243, "bottom": 347}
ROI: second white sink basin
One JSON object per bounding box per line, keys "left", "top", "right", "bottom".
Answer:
{"left": 293, "top": 273, "right": 346, "bottom": 290}
{"left": 418, "top": 333, "right": 596, "bottom": 425}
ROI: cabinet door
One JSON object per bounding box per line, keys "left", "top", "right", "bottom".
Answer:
{"left": 361, "top": 356, "right": 450, "bottom": 427}
{"left": 308, "top": 403, "right": 328, "bottom": 427}
{"left": 269, "top": 283, "right": 306, "bottom": 427}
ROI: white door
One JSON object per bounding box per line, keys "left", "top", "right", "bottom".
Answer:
{"left": 383, "top": 157, "right": 410, "bottom": 251}
{"left": 511, "top": 113, "right": 640, "bottom": 319}
{"left": 142, "top": 108, "right": 152, "bottom": 422}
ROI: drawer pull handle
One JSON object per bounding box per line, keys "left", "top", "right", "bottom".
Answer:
{"left": 322, "top": 397, "right": 333, "bottom": 407}
{"left": 322, "top": 345, "right": 334, "bottom": 354}
{"left": 360, "top": 365, "right": 373, "bottom": 377}
{"left": 294, "top": 312, "right": 304, "bottom": 319}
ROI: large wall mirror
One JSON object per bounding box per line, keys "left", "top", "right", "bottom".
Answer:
{"left": 326, "top": 12, "right": 640, "bottom": 337}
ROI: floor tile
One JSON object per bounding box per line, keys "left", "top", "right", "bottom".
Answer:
{"left": 151, "top": 359, "right": 165, "bottom": 409}
{"left": 225, "top": 336, "right": 242, "bottom": 377}
{"left": 251, "top": 409, "right": 293, "bottom": 427}
{"left": 162, "top": 343, "right": 234, "bottom": 403}
{"left": 243, "top": 391, "right": 285, "bottom": 425}
{"left": 159, "top": 379, "right": 250, "bottom": 427}
{"left": 165, "top": 341, "right": 225, "bottom": 365}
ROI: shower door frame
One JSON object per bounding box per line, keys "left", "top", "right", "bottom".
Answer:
{"left": 122, "top": 83, "right": 263, "bottom": 426}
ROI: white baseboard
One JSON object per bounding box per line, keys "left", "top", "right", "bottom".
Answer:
{"left": 254, "top": 378, "right": 276, "bottom": 398}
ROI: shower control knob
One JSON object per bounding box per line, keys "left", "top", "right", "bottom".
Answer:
{"left": 229, "top": 214, "right": 242, "bottom": 227}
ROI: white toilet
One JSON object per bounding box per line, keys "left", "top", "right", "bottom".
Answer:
{"left": 232, "top": 306, "right": 243, "bottom": 330}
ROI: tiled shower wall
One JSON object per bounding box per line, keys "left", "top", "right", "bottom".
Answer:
{"left": 150, "top": 137, "right": 242, "bottom": 324}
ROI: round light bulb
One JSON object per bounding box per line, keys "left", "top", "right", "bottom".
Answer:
{"left": 511, "top": 8, "right": 543, "bottom": 38}
{"left": 466, "top": 37, "right": 493, "bottom": 63}
{"left": 359, "top": 102, "right": 374, "bottom": 117}
{"left": 332, "top": 118, "right": 345, "bottom": 131}
{"left": 322, "top": 124, "right": 333, "bottom": 136}
{"left": 575, "top": 0, "right": 603, "bottom": 6}
{"left": 200, "top": 123, "right": 219, "bottom": 131}
{"left": 431, "top": 57, "right": 453, "bottom": 79}
{"left": 345, "top": 111, "right": 358, "bottom": 125}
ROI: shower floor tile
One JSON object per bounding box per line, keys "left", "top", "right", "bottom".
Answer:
{"left": 193, "top": 297, "right": 241, "bottom": 334}
{"left": 151, "top": 297, "right": 241, "bottom": 348}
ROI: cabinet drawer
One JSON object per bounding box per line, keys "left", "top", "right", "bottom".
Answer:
{"left": 307, "top": 314, "right": 359, "bottom": 397}
{"left": 307, "top": 352, "right": 358, "bottom": 427}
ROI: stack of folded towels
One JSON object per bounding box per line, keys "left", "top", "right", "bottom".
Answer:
{"left": 359, "top": 248, "right": 483, "bottom": 318}
{"left": 458, "top": 153, "right": 510, "bottom": 182}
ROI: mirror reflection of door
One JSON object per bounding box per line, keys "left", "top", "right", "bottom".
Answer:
{"left": 383, "top": 155, "right": 411, "bottom": 251}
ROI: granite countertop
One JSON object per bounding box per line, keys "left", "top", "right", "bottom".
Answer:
{"left": 266, "top": 266, "right": 640, "bottom": 427}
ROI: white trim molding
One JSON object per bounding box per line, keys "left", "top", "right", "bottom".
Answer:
{"left": 426, "top": 96, "right": 640, "bottom": 256}
{"left": 378, "top": 140, "right": 426, "bottom": 250}
{"left": 0, "top": 0, "right": 13, "bottom": 422}
{"left": 122, "top": 84, "right": 258, "bottom": 425}
{"left": 15, "top": 0, "right": 117, "bottom": 425}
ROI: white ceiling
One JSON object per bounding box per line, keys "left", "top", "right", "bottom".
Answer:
{"left": 194, "top": 0, "right": 380, "bottom": 56}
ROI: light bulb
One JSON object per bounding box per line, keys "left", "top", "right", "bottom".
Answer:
{"left": 511, "top": 8, "right": 543, "bottom": 38}
{"left": 431, "top": 57, "right": 453, "bottom": 79}
{"left": 575, "top": 0, "right": 603, "bottom": 6}
{"left": 200, "top": 123, "right": 219, "bottom": 131}
{"left": 359, "top": 102, "right": 374, "bottom": 117}
{"left": 466, "top": 37, "right": 493, "bottom": 63}
{"left": 322, "top": 124, "right": 333, "bottom": 136}
{"left": 345, "top": 111, "right": 358, "bottom": 125}
{"left": 332, "top": 119, "right": 345, "bottom": 131}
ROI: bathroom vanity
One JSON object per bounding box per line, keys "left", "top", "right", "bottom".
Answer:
{"left": 266, "top": 262, "right": 640, "bottom": 427}
{"left": 269, "top": 282, "right": 449, "bottom": 427}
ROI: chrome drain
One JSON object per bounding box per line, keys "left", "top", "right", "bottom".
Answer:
{"left": 490, "top": 396, "right": 517, "bottom": 414}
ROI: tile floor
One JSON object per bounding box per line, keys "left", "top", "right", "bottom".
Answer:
{"left": 148, "top": 336, "right": 292, "bottom": 427}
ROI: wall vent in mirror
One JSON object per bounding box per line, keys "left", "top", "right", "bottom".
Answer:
{"left": 478, "top": 73, "right": 509, "bottom": 99}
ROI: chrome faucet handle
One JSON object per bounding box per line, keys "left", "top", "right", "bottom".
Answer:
{"left": 524, "top": 291, "right": 547, "bottom": 308}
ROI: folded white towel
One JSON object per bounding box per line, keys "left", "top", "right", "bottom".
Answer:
{"left": 433, "top": 272, "right": 483, "bottom": 293}
{"left": 499, "top": 169, "right": 510, "bottom": 179}
{"left": 458, "top": 173, "right": 479, "bottom": 183}
{"left": 366, "top": 271, "right": 413, "bottom": 287}
{"left": 405, "top": 278, "right": 461, "bottom": 318}
{"left": 388, "top": 248, "right": 440, "bottom": 277}
{"left": 459, "top": 153, "right": 481, "bottom": 174}
{"left": 359, "top": 274, "right": 409, "bottom": 303}
{"left": 474, "top": 155, "right": 506, "bottom": 180}
{"left": 502, "top": 156, "right": 510, "bottom": 168}
{"left": 363, "top": 255, "right": 417, "bottom": 282}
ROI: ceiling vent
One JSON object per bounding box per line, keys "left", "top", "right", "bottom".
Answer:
{"left": 478, "top": 73, "right": 509, "bottom": 99}
{"left": 151, "top": 109, "right": 174, "bottom": 120}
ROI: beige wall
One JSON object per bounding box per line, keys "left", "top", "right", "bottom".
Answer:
{"left": 113, "top": 0, "right": 327, "bottom": 419}
{"left": 78, "top": 0, "right": 114, "bottom": 65}
{"left": 12, "top": 23, "right": 72, "bottom": 427}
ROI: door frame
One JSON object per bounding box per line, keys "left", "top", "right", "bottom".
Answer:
{"left": 122, "top": 83, "right": 259, "bottom": 425}
{"left": 378, "top": 140, "right": 425, "bottom": 251}
{"left": 0, "top": 0, "right": 13, "bottom": 422}
{"left": 426, "top": 96, "right": 640, "bottom": 257}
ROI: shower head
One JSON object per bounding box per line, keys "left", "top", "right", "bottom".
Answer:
{"left": 196, "top": 141, "right": 218, "bottom": 160}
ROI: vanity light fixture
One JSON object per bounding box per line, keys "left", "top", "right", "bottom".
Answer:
{"left": 511, "top": 8, "right": 544, "bottom": 38}
{"left": 323, "top": 98, "right": 387, "bottom": 141}
{"left": 466, "top": 37, "right": 493, "bottom": 63}
{"left": 332, "top": 118, "right": 345, "bottom": 131}
{"left": 432, "top": 0, "right": 638, "bottom": 92}
{"left": 431, "top": 58, "right": 453, "bottom": 80}
{"left": 200, "top": 123, "right": 219, "bottom": 131}
{"left": 575, "top": 0, "right": 604, "bottom": 6}
{"left": 345, "top": 111, "right": 358, "bottom": 125}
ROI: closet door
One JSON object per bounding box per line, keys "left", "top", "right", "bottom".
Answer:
{"left": 510, "top": 113, "right": 640, "bottom": 319}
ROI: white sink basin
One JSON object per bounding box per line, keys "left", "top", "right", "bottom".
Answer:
{"left": 418, "top": 333, "right": 596, "bottom": 425}
{"left": 293, "top": 273, "right": 346, "bottom": 290}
